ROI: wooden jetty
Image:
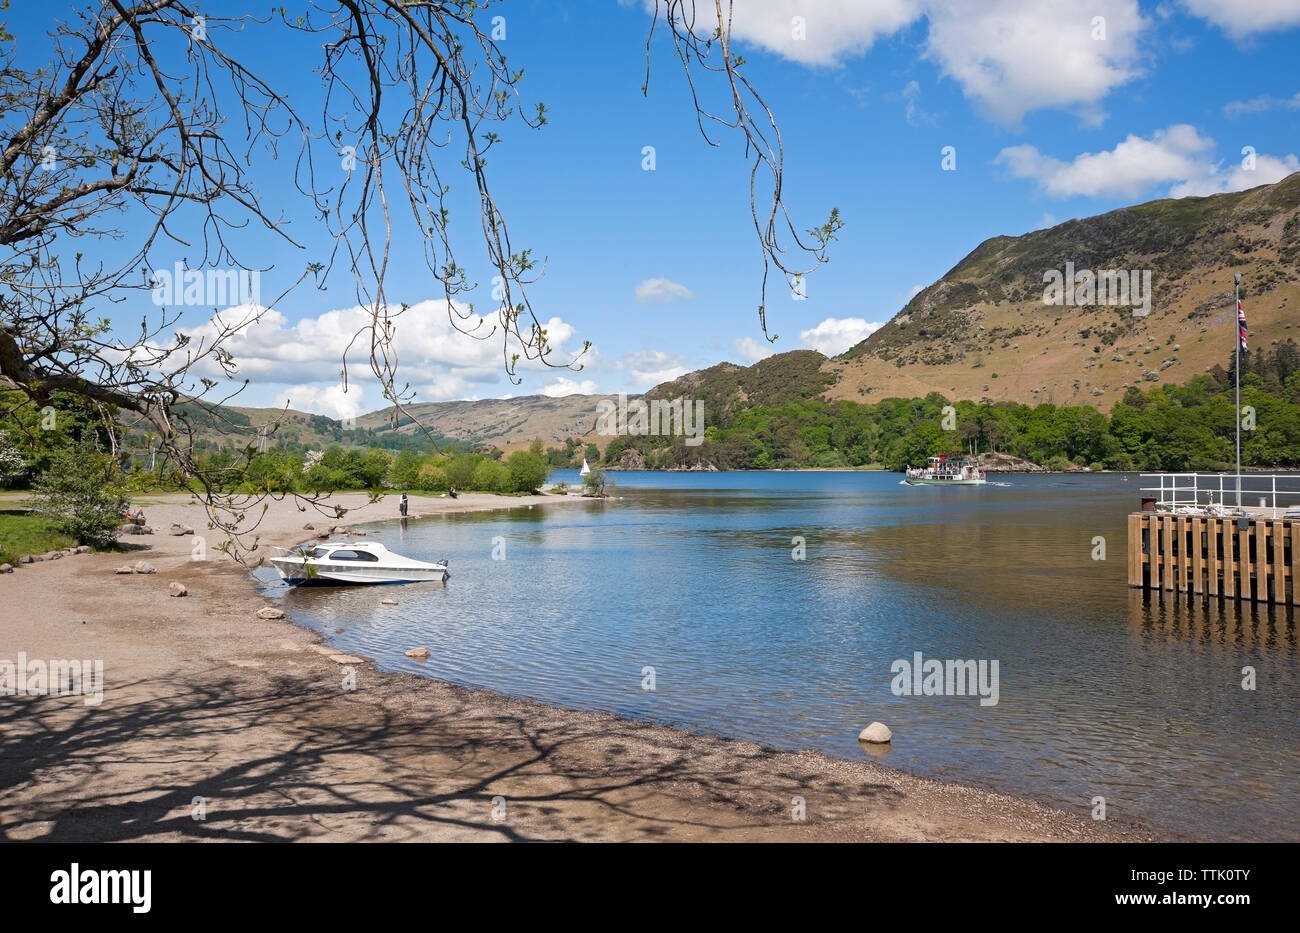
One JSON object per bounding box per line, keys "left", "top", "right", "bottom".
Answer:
{"left": 1129, "top": 473, "right": 1299, "bottom": 603}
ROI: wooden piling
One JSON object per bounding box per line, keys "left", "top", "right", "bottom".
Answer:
{"left": 1129, "top": 511, "right": 1296, "bottom": 603}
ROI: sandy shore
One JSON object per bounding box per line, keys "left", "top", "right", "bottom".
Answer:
{"left": 0, "top": 490, "right": 1145, "bottom": 842}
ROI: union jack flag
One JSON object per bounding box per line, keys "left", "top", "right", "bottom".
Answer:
{"left": 1238, "top": 299, "right": 1248, "bottom": 353}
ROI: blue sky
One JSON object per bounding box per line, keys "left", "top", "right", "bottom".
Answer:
{"left": 11, "top": 1, "right": 1300, "bottom": 416}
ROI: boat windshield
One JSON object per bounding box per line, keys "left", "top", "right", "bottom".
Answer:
{"left": 330, "top": 549, "right": 380, "bottom": 562}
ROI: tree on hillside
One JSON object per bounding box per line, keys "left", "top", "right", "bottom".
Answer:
{"left": 0, "top": 1, "right": 839, "bottom": 557}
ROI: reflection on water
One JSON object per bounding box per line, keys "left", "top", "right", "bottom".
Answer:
{"left": 270, "top": 471, "right": 1299, "bottom": 841}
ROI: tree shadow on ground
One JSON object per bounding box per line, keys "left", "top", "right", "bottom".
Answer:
{"left": 0, "top": 671, "right": 902, "bottom": 842}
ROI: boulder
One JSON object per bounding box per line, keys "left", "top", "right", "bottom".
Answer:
{"left": 133, "top": 561, "right": 157, "bottom": 574}
{"left": 168, "top": 581, "right": 188, "bottom": 597}
{"left": 18, "top": 555, "right": 34, "bottom": 564}
{"left": 0, "top": 563, "right": 12, "bottom": 574}
{"left": 42, "top": 551, "right": 62, "bottom": 561}
{"left": 380, "top": 598, "right": 397, "bottom": 606}
{"left": 61, "top": 548, "right": 78, "bottom": 556}
{"left": 858, "top": 722, "right": 893, "bottom": 744}
{"left": 169, "top": 523, "right": 194, "bottom": 536}
{"left": 30, "top": 554, "right": 44, "bottom": 562}
{"left": 331, "top": 526, "right": 348, "bottom": 535}
{"left": 404, "top": 647, "right": 431, "bottom": 659}
{"left": 328, "top": 654, "right": 366, "bottom": 665}
{"left": 114, "top": 565, "right": 135, "bottom": 574}
{"left": 256, "top": 607, "right": 285, "bottom": 620}
{"left": 75, "top": 546, "right": 91, "bottom": 553}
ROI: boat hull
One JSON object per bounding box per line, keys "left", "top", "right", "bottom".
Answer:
{"left": 270, "top": 558, "right": 448, "bottom": 585}
{"left": 903, "top": 477, "right": 986, "bottom": 486}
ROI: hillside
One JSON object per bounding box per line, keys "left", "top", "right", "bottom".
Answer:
{"left": 645, "top": 350, "right": 833, "bottom": 427}
{"left": 826, "top": 172, "right": 1300, "bottom": 410}
{"left": 148, "top": 393, "right": 615, "bottom": 455}
{"left": 356, "top": 393, "right": 628, "bottom": 447}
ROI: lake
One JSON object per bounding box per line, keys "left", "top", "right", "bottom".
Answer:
{"left": 265, "top": 470, "right": 1300, "bottom": 841}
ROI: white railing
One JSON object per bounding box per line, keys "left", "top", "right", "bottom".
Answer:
{"left": 1140, "top": 473, "right": 1300, "bottom": 515}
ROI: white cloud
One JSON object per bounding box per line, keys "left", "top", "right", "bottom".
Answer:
{"left": 186, "top": 300, "right": 589, "bottom": 409}
{"left": 275, "top": 382, "right": 366, "bottom": 420}
{"left": 995, "top": 124, "right": 1216, "bottom": 198}
{"left": 798, "top": 317, "right": 884, "bottom": 356}
{"left": 923, "top": 0, "right": 1148, "bottom": 128}
{"left": 1169, "top": 153, "right": 1300, "bottom": 197}
{"left": 631, "top": 1, "right": 1149, "bottom": 126}
{"left": 617, "top": 349, "right": 691, "bottom": 386}
{"left": 1224, "top": 91, "right": 1300, "bottom": 117}
{"left": 996, "top": 125, "right": 1300, "bottom": 199}
{"left": 539, "top": 376, "right": 597, "bottom": 397}
{"left": 733, "top": 336, "right": 777, "bottom": 363}
{"left": 1180, "top": 0, "right": 1300, "bottom": 38}
{"left": 650, "top": 0, "right": 925, "bottom": 67}
{"left": 900, "top": 80, "right": 936, "bottom": 126}
{"left": 634, "top": 277, "right": 695, "bottom": 305}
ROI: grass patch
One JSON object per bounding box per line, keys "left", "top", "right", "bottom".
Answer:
{"left": 0, "top": 508, "right": 77, "bottom": 564}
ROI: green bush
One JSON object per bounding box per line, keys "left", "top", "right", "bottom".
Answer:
{"left": 444, "top": 453, "right": 482, "bottom": 489}
{"left": 471, "top": 459, "right": 510, "bottom": 492}
{"left": 416, "top": 463, "right": 447, "bottom": 491}
{"left": 582, "top": 469, "right": 613, "bottom": 497}
{"left": 27, "top": 436, "right": 129, "bottom": 547}
{"left": 506, "top": 450, "right": 548, "bottom": 493}
{"left": 388, "top": 449, "right": 422, "bottom": 490}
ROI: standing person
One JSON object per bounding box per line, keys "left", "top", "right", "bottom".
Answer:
{"left": 399, "top": 492, "right": 408, "bottom": 517}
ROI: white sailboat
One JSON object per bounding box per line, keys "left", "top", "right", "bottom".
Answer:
{"left": 580, "top": 458, "right": 591, "bottom": 475}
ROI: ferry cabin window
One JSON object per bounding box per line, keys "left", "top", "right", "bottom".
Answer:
{"left": 329, "top": 550, "right": 380, "bottom": 562}
{"left": 307, "top": 548, "right": 329, "bottom": 558}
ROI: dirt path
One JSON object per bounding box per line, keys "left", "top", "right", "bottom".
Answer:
{"left": 0, "top": 492, "right": 1142, "bottom": 841}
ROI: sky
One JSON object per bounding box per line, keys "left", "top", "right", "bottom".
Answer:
{"left": 11, "top": 1, "right": 1300, "bottom": 418}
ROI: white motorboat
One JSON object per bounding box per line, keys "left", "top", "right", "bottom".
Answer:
{"left": 270, "top": 541, "right": 449, "bottom": 585}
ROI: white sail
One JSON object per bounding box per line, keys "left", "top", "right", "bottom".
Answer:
{"left": 580, "top": 458, "right": 591, "bottom": 475}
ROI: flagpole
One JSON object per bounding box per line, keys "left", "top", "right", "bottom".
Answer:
{"left": 1235, "top": 271, "right": 1242, "bottom": 511}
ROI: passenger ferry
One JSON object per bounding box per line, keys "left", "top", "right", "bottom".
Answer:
{"left": 904, "top": 456, "right": 986, "bottom": 486}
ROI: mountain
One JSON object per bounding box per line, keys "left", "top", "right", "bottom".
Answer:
{"left": 151, "top": 393, "right": 630, "bottom": 455}
{"left": 645, "top": 350, "right": 833, "bottom": 426}
{"left": 355, "top": 393, "right": 628, "bottom": 447}
{"left": 825, "top": 172, "right": 1300, "bottom": 410}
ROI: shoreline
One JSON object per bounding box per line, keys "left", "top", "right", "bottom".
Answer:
{"left": 0, "top": 490, "right": 1155, "bottom": 842}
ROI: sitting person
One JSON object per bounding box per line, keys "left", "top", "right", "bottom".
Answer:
{"left": 448, "top": 486, "right": 458, "bottom": 499}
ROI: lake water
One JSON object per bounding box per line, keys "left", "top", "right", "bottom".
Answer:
{"left": 265, "top": 471, "right": 1300, "bottom": 841}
